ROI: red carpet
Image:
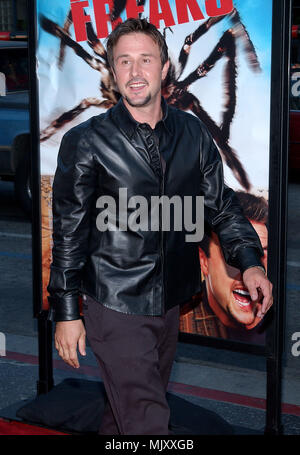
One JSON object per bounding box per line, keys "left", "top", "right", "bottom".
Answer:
{"left": 0, "top": 418, "right": 67, "bottom": 435}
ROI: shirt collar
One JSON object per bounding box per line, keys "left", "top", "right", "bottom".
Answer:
{"left": 111, "top": 96, "right": 172, "bottom": 139}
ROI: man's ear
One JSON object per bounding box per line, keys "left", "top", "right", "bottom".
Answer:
{"left": 199, "top": 247, "right": 209, "bottom": 276}
{"left": 161, "top": 59, "right": 170, "bottom": 81}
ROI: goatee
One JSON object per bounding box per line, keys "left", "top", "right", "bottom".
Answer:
{"left": 124, "top": 93, "right": 152, "bottom": 107}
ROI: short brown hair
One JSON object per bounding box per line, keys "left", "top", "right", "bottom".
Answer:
{"left": 106, "top": 18, "right": 169, "bottom": 69}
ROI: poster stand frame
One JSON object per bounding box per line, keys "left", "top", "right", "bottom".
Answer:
{"left": 27, "top": 0, "right": 54, "bottom": 394}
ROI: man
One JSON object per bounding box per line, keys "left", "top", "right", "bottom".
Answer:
{"left": 180, "top": 192, "right": 270, "bottom": 342}
{"left": 47, "top": 18, "right": 273, "bottom": 435}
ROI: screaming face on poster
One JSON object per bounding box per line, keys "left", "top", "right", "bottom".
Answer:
{"left": 36, "top": 0, "right": 272, "bottom": 345}
{"left": 180, "top": 191, "right": 269, "bottom": 343}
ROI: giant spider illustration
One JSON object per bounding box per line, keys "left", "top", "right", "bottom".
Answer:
{"left": 39, "top": 1, "right": 261, "bottom": 190}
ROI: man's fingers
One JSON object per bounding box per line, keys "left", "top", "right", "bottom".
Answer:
{"left": 247, "top": 282, "right": 258, "bottom": 302}
{"left": 78, "top": 333, "right": 86, "bottom": 357}
{"left": 54, "top": 333, "right": 62, "bottom": 352}
{"left": 55, "top": 340, "right": 79, "bottom": 368}
{"left": 54, "top": 336, "right": 65, "bottom": 359}
{"left": 68, "top": 347, "right": 80, "bottom": 369}
{"left": 58, "top": 345, "right": 69, "bottom": 363}
{"left": 257, "top": 281, "right": 273, "bottom": 318}
{"left": 58, "top": 347, "right": 64, "bottom": 361}
{"left": 262, "top": 295, "right": 273, "bottom": 315}
{"left": 54, "top": 320, "right": 86, "bottom": 368}
{"left": 55, "top": 338, "right": 60, "bottom": 352}
{"left": 260, "top": 291, "right": 273, "bottom": 316}
{"left": 243, "top": 270, "right": 274, "bottom": 319}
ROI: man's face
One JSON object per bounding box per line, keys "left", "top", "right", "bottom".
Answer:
{"left": 199, "top": 221, "right": 268, "bottom": 329}
{"left": 111, "top": 32, "right": 169, "bottom": 108}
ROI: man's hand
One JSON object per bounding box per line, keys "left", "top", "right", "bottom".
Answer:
{"left": 243, "top": 266, "right": 273, "bottom": 319}
{"left": 55, "top": 319, "right": 86, "bottom": 369}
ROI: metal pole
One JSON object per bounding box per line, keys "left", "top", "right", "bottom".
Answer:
{"left": 264, "top": 0, "right": 291, "bottom": 435}
{"left": 27, "top": 0, "right": 54, "bottom": 394}
{"left": 37, "top": 315, "right": 54, "bottom": 394}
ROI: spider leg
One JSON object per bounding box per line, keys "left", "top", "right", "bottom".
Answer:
{"left": 190, "top": 94, "right": 250, "bottom": 190}
{"left": 220, "top": 31, "right": 237, "bottom": 143}
{"left": 110, "top": 0, "right": 127, "bottom": 22}
{"left": 178, "top": 30, "right": 238, "bottom": 144}
{"left": 58, "top": 9, "right": 73, "bottom": 69}
{"left": 163, "top": 26, "right": 173, "bottom": 40}
{"left": 179, "top": 30, "right": 234, "bottom": 88}
{"left": 41, "top": 66, "right": 120, "bottom": 143}
{"left": 86, "top": 21, "right": 107, "bottom": 61}
{"left": 110, "top": 0, "right": 147, "bottom": 20}
{"left": 228, "top": 8, "right": 261, "bottom": 72}
{"left": 100, "top": 72, "right": 121, "bottom": 105}
{"left": 57, "top": 10, "right": 107, "bottom": 67}
{"left": 178, "top": 15, "right": 226, "bottom": 78}
{"left": 166, "top": 90, "right": 250, "bottom": 190}
{"left": 40, "top": 15, "right": 105, "bottom": 72}
{"left": 40, "top": 14, "right": 120, "bottom": 142}
{"left": 177, "top": 30, "right": 238, "bottom": 144}
{"left": 178, "top": 6, "right": 261, "bottom": 77}
{"left": 40, "top": 98, "right": 115, "bottom": 142}
{"left": 137, "top": 0, "right": 146, "bottom": 18}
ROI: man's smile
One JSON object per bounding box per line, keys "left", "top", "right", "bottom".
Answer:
{"left": 127, "top": 80, "right": 148, "bottom": 93}
{"left": 232, "top": 287, "right": 253, "bottom": 311}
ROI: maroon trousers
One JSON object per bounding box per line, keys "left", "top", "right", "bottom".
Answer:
{"left": 83, "top": 295, "right": 180, "bottom": 435}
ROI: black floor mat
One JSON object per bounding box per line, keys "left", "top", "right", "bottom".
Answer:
{"left": 16, "top": 378, "right": 234, "bottom": 435}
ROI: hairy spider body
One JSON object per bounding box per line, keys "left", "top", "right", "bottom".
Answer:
{"left": 39, "top": 3, "right": 261, "bottom": 190}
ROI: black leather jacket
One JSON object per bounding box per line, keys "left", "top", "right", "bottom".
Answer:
{"left": 47, "top": 97, "right": 264, "bottom": 322}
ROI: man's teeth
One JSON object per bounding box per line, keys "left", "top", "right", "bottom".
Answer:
{"left": 234, "top": 289, "right": 250, "bottom": 296}
{"left": 233, "top": 289, "right": 251, "bottom": 307}
{"left": 130, "top": 83, "right": 146, "bottom": 87}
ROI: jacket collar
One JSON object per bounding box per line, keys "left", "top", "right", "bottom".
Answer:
{"left": 111, "top": 96, "right": 172, "bottom": 139}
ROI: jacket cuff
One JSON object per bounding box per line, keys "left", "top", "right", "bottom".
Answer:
{"left": 235, "top": 247, "right": 265, "bottom": 275}
{"left": 47, "top": 295, "right": 81, "bottom": 322}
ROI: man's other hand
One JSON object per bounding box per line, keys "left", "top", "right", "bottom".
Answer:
{"left": 55, "top": 320, "right": 86, "bottom": 368}
{"left": 243, "top": 267, "right": 273, "bottom": 319}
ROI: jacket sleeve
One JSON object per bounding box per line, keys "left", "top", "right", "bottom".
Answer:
{"left": 198, "top": 123, "right": 264, "bottom": 273}
{"left": 47, "top": 126, "right": 97, "bottom": 322}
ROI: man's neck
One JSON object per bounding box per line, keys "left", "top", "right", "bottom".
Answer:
{"left": 123, "top": 96, "right": 162, "bottom": 130}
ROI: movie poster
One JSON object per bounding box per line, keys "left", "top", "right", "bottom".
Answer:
{"left": 36, "top": 0, "right": 272, "bottom": 345}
